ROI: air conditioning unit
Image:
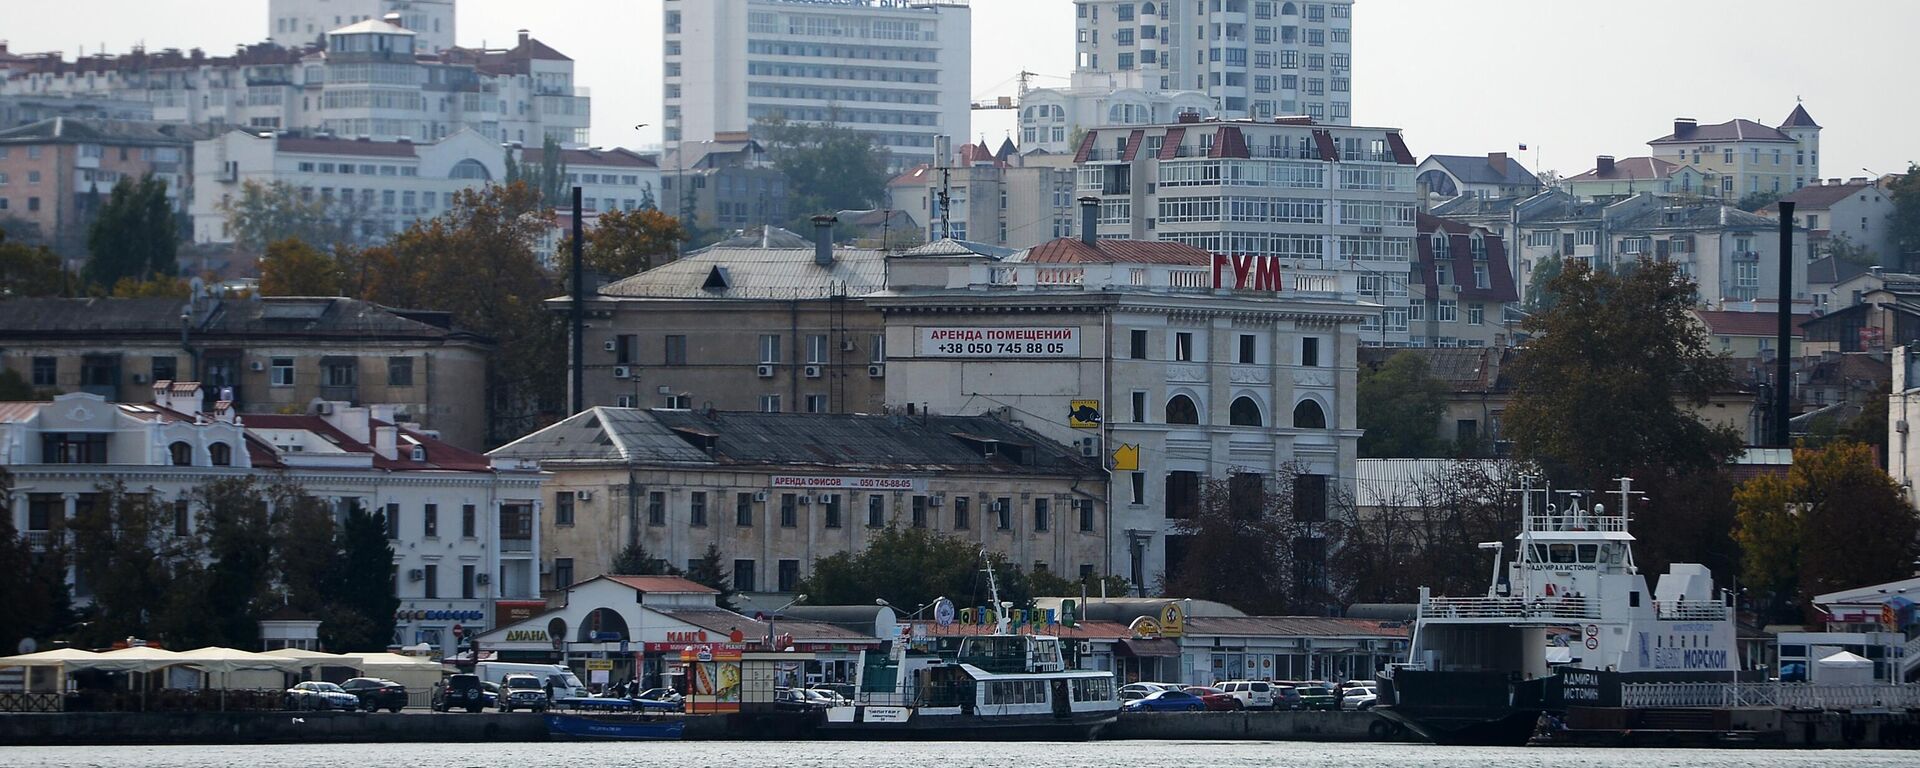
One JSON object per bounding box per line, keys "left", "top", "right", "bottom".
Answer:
{"left": 1448, "top": 285, "right": 1464, "bottom": 293}
{"left": 799, "top": 495, "right": 812, "bottom": 505}
{"left": 603, "top": 340, "right": 617, "bottom": 352}
{"left": 316, "top": 402, "right": 334, "bottom": 415}
{"left": 1077, "top": 641, "right": 1095, "bottom": 655}
{"left": 840, "top": 338, "right": 857, "bottom": 352}
{"left": 757, "top": 364, "right": 775, "bottom": 378}
{"left": 1078, "top": 437, "right": 1101, "bottom": 458}
{"left": 249, "top": 361, "right": 265, "bottom": 371}
{"left": 868, "top": 364, "right": 885, "bottom": 378}
{"left": 475, "top": 572, "right": 491, "bottom": 585}
{"left": 612, "top": 366, "right": 632, "bottom": 379}
{"left": 989, "top": 501, "right": 1005, "bottom": 513}
{"left": 1899, "top": 420, "right": 1910, "bottom": 434}
{"left": 929, "top": 493, "right": 944, "bottom": 507}
{"left": 407, "top": 568, "right": 425, "bottom": 582}
{"left": 803, "top": 365, "right": 823, "bottom": 379}
{"left": 577, "top": 490, "right": 594, "bottom": 501}
{"left": 753, "top": 491, "right": 769, "bottom": 502}
{"left": 539, "top": 560, "right": 554, "bottom": 574}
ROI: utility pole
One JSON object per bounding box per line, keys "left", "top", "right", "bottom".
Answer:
{"left": 1774, "top": 201, "right": 1795, "bottom": 447}
{"left": 570, "top": 186, "right": 585, "bottom": 415}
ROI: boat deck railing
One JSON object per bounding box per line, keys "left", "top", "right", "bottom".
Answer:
{"left": 1622, "top": 681, "right": 1920, "bottom": 710}
{"left": 1655, "top": 599, "right": 1730, "bottom": 621}
{"left": 1524, "top": 512, "right": 1629, "bottom": 533}
{"left": 1421, "top": 595, "right": 1598, "bottom": 620}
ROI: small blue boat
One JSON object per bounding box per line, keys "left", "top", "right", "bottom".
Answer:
{"left": 545, "top": 713, "right": 686, "bottom": 741}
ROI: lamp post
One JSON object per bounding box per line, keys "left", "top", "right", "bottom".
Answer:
{"left": 766, "top": 594, "right": 806, "bottom": 690}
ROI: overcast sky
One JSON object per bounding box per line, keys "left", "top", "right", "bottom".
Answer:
{"left": 11, "top": 0, "right": 1917, "bottom": 179}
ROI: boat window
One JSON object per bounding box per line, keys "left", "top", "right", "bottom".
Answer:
{"left": 1549, "top": 544, "right": 1576, "bottom": 563}
{"left": 1576, "top": 544, "right": 1598, "bottom": 563}
{"left": 1531, "top": 544, "right": 1549, "bottom": 562}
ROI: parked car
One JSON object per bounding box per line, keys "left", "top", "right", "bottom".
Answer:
{"left": 1341, "top": 685, "right": 1379, "bottom": 710}
{"left": 285, "top": 681, "right": 360, "bottom": 711}
{"left": 1118, "top": 682, "right": 1180, "bottom": 702}
{"left": 1123, "top": 689, "right": 1207, "bottom": 713}
{"left": 1217, "top": 680, "right": 1276, "bottom": 710}
{"left": 1272, "top": 685, "right": 1306, "bottom": 711}
{"left": 339, "top": 677, "right": 407, "bottom": 713}
{"left": 1182, "top": 686, "right": 1242, "bottom": 711}
{"left": 774, "top": 687, "right": 823, "bottom": 712}
{"left": 636, "top": 687, "right": 683, "bottom": 704}
{"left": 1290, "top": 684, "right": 1338, "bottom": 711}
{"left": 499, "top": 674, "right": 550, "bottom": 713}
{"left": 804, "top": 688, "right": 850, "bottom": 707}
{"left": 432, "top": 673, "right": 489, "bottom": 713}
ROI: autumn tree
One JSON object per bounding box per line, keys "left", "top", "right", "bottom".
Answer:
{"left": 1334, "top": 460, "right": 1521, "bottom": 604}
{"left": 1358, "top": 351, "right": 1451, "bottom": 458}
{"left": 83, "top": 175, "right": 178, "bottom": 289}
{"left": 1505, "top": 258, "right": 1741, "bottom": 488}
{"left": 221, "top": 180, "right": 362, "bottom": 253}
{"left": 1734, "top": 441, "right": 1920, "bottom": 622}
{"left": 757, "top": 115, "right": 891, "bottom": 228}
{"left": 1165, "top": 466, "right": 1349, "bottom": 615}
{"left": 0, "top": 228, "right": 75, "bottom": 298}
{"left": 257, "top": 238, "right": 342, "bottom": 296}
{"left": 558, "top": 207, "right": 687, "bottom": 280}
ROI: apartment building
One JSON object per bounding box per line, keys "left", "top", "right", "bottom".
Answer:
{"left": 1757, "top": 178, "right": 1899, "bottom": 265}
{"left": 663, "top": 0, "right": 971, "bottom": 170}
{"left": 659, "top": 133, "right": 789, "bottom": 237}
{"left": 0, "top": 117, "right": 209, "bottom": 256}
{"left": 1646, "top": 107, "right": 1822, "bottom": 200}
{"left": 884, "top": 140, "right": 1080, "bottom": 248}
{"left": 269, "top": 0, "right": 457, "bottom": 53}
{"left": 1409, "top": 213, "right": 1519, "bottom": 349}
{"left": 1413, "top": 152, "right": 1539, "bottom": 201}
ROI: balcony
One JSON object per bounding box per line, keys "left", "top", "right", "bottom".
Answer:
{"left": 500, "top": 538, "right": 533, "bottom": 553}
{"left": 25, "top": 530, "right": 54, "bottom": 552}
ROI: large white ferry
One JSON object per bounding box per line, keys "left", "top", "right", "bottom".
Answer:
{"left": 1376, "top": 477, "right": 1740, "bottom": 745}
{"left": 820, "top": 563, "right": 1120, "bottom": 740}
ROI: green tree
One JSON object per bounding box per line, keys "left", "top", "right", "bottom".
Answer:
{"left": 1889, "top": 164, "right": 1920, "bottom": 271}
{"left": 505, "top": 135, "right": 571, "bottom": 209}
{"left": 756, "top": 115, "right": 891, "bottom": 227}
{"left": 1735, "top": 442, "right": 1920, "bottom": 621}
{"left": 558, "top": 207, "right": 687, "bottom": 280}
{"left": 1165, "top": 467, "right": 1349, "bottom": 615}
{"left": 257, "top": 238, "right": 342, "bottom": 296}
{"left": 183, "top": 478, "right": 278, "bottom": 647}
{"left": 321, "top": 504, "right": 399, "bottom": 651}
{"left": 269, "top": 480, "right": 336, "bottom": 615}
{"left": 1737, "top": 190, "right": 1782, "bottom": 213}
{"left": 66, "top": 482, "right": 188, "bottom": 646}
{"left": 1506, "top": 258, "right": 1741, "bottom": 487}
{"left": 108, "top": 276, "right": 191, "bottom": 298}
{"left": 611, "top": 543, "right": 679, "bottom": 576}
{"left": 1334, "top": 460, "right": 1519, "bottom": 604}
{"left": 221, "top": 180, "right": 358, "bottom": 253}
{"left": 0, "top": 369, "right": 36, "bottom": 400}
{"left": 683, "top": 544, "right": 737, "bottom": 612}
{"left": 1028, "top": 567, "right": 1130, "bottom": 600}
{"left": 1358, "top": 351, "right": 1451, "bottom": 458}
{"left": 1824, "top": 233, "right": 1880, "bottom": 266}
{"left": 0, "top": 228, "right": 74, "bottom": 298}
{"left": 83, "top": 175, "right": 177, "bottom": 289}
{"left": 799, "top": 528, "right": 1037, "bottom": 614}
{"left": 1523, "top": 254, "right": 1565, "bottom": 313}
{"left": 0, "top": 468, "right": 72, "bottom": 652}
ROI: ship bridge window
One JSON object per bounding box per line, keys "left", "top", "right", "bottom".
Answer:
{"left": 1531, "top": 544, "right": 1548, "bottom": 562}
{"left": 1577, "top": 544, "right": 1598, "bottom": 563}
{"left": 1549, "top": 543, "right": 1576, "bottom": 563}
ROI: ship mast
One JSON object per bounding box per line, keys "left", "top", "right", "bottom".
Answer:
{"left": 981, "top": 550, "right": 1010, "bottom": 634}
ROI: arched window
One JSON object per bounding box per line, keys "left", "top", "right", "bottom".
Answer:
{"left": 1049, "top": 105, "right": 1065, "bottom": 120}
{"left": 449, "top": 158, "right": 491, "bottom": 180}
{"left": 1230, "top": 397, "right": 1264, "bottom": 426}
{"left": 169, "top": 441, "right": 193, "bottom": 466}
{"left": 209, "top": 442, "right": 232, "bottom": 466}
{"left": 1431, "top": 232, "right": 1450, "bottom": 260}
{"left": 1141, "top": 2, "right": 1156, "bottom": 14}
{"left": 1470, "top": 233, "right": 1488, "bottom": 261}
{"left": 1165, "top": 394, "right": 1200, "bottom": 425}
{"left": 1281, "top": 2, "right": 1298, "bottom": 15}
{"left": 1292, "top": 400, "right": 1328, "bottom": 429}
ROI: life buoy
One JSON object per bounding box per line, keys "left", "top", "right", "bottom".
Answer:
{"left": 1368, "top": 719, "right": 1392, "bottom": 739}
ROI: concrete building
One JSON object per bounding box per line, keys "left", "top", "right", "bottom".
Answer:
{"left": 1, "top": 382, "right": 543, "bottom": 652}
{"left": 0, "top": 117, "right": 208, "bottom": 257}
{"left": 662, "top": 0, "right": 972, "bottom": 170}
{"left": 875, "top": 229, "right": 1368, "bottom": 598}
{"left": 1645, "top": 106, "right": 1822, "bottom": 200}
{"left": 885, "top": 140, "right": 1080, "bottom": 248}
{"left": 1015, "top": 71, "right": 1215, "bottom": 156}
{"left": 1414, "top": 153, "right": 1539, "bottom": 201}
{"left": 269, "top": 0, "right": 457, "bottom": 53}
{"left": 659, "top": 133, "right": 789, "bottom": 238}
{"left": 0, "top": 294, "right": 493, "bottom": 450}
{"left": 1408, "top": 213, "right": 1519, "bottom": 349}
{"left": 545, "top": 146, "right": 664, "bottom": 219}
{"left": 490, "top": 408, "right": 1107, "bottom": 597}
{"left": 1758, "top": 179, "right": 1899, "bottom": 266}
{"left": 1691, "top": 309, "right": 1809, "bottom": 359}
{"left": 1073, "top": 115, "right": 1418, "bottom": 345}
{"left": 1562, "top": 155, "right": 1680, "bottom": 201}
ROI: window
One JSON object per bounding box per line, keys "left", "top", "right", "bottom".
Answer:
{"left": 169, "top": 441, "right": 193, "bottom": 466}
{"left": 384, "top": 503, "right": 402, "bottom": 539}
{"left": 648, "top": 491, "right": 666, "bottom": 526}
{"left": 1301, "top": 337, "right": 1320, "bottom": 367}
{"left": 953, "top": 496, "right": 971, "bottom": 530}
{"left": 462, "top": 564, "right": 476, "bottom": 599}
{"left": 823, "top": 494, "right": 841, "bottom": 528}
{"left": 1166, "top": 471, "right": 1200, "bottom": 519}
{"left": 867, "top": 495, "right": 886, "bottom": 527}
{"left": 323, "top": 359, "right": 355, "bottom": 387}
{"left": 173, "top": 500, "right": 190, "bottom": 536}
{"left": 556, "top": 492, "right": 575, "bottom": 526}
{"left": 760, "top": 394, "right": 781, "bottom": 413}
{"left": 806, "top": 394, "right": 829, "bottom": 413}
{"left": 151, "top": 356, "right": 176, "bottom": 382}
{"left": 736, "top": 492, "right": 756, "bottom": 526}
{"left": 1130, "top": 473, "right": 1146, "bottom": 505}
{"left": 1174, "top": 331, "right": 1195, "bottom": 361}
{"left": 423, "top": 564, "right": 438, "bottom": 599}
{"left": 911, "top": 495, "right": 928, "bottom": 528}
{"left": 462, "top": 504, "right": 476, "bottom": 537}
{"left": 1467, "top": 303, "right": 1485, "bottom": 326}
{"left": 996, "top": 497, "right": 1013, "bottom": 530}
{"left": 1034, "top": 498, "right": 1051, "bottom": 532}
{"left": 1131, "top": 391, "right": 1148, "bottom": 423}
{"left": 424, "top": 503, "right": 438, "bottom": 537}
{"left": 733, "top": 560, "right": 756, "bottom": 592}
{"left": 1437, "top": 300, "right": 1458, "bottom": 323}
{"left": 271, "top": 357, "right": 296, "bottom": 386}
{"left": 30, "top": 357, "right": 55, "bottom": 386}
{"left": 759, "top": 334, "right": 781, "bottom": 364}
{"left": 1230, "top": 396, "right": 1264, "bottom": 426}
{"left": 209, "top": 442, "right": 232, "bottom": 466}
{"left": 1238, "top": 334, "right": 1258, "bottom": 364}
{"left": 615, "top": 334, "right": 637, "bottom": 364}
{"left": 1409, "top": 300, "right": 1425, "bottom": 321}
{"left": 388, "top": 357, "right": 413, "bottom": 386}
{"left": 806, "top": 334, "right": 828, "bottom": 364}
{"left": 690, "top": 491, "right": 707, "bottom": 527}
{"left": 1293, "top": 474, "right": 1327, "bottom": 522}
{"left": 780, "top": 493, "right": 798, "bottom": 527}
{"left": 554, "top": 558, "right": 574, "bottom": 589}
{"left": 1165, "top": 394, "right": 1200, "bottom": 425}
{"left": 1293, "top": 400, "right": 1327, "bottom": 429}
{"left": 1077, "top": 499, "right": 1095, "bottom": 532}
{"left": 664, "top": 335, "right": 687, "bottom": 366}
{"left": 778, "top": 559, "right": 800, "bottom": 592}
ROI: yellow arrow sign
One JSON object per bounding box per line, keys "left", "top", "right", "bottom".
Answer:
{"left": 1111, "top": 443, "right": 1139, "bottom": 471}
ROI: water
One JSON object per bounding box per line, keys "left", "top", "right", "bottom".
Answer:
{"left": 7, "top": 742, "right": 1920, "bottom": 768}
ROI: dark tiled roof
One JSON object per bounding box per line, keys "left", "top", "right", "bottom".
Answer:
{"left": 1613, "top": 204, "right": 1775, "bottom": 231}
{"left": 1415, "top": 213, "right": 1519, "bottom": 303}
{"left": 1424, "top": 154, "right": 1540, "bottom": 187}
{"left": 0, "top": 117, "right": 211, "bottom": 145}
{"left": 1565, "top": 156, "right": 1676, "bottom": 182}
{"left": 1692, "top": 310, "right": 1811, "bottom": 338}
{"left": 1359, "top": 347, "right": 1515, "bottom": 393}
{"left": 521, "top": 147, "right": 657, "bottom": 169}
{"left": 606, "top": 575, "right": 718, "bottom": 594}
{"left": 646, "top": 410, "right": 1101, "bottom": 477}
{"left": 657, "top": 608, "right": 767, "bottom": 637}
{"left": 276, "top": 135, "right": 418, "bottom": 158}
{"left": 1022, "top": 238, "right": 1212, "bottom": 266}
{"left": 1780, "top": 104, "right": 1820, "bottom": 129}
{"left": 0, "top": 297, "right": 482, "bottom": 342}
{"left": 490, "top": 407, "right": 713, "bottom": 464}
{"left": 1650, "top": 119, "right": 1795, "bottom": 145}
{"left": 1806, "top": 256, "right": 1872, "bottom": 285}
{"left": 1760, "top": 182, "right": 1875, "bottom": 213}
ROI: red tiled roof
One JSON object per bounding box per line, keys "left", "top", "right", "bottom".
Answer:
{"left": 242, "top": 413, "right": 493, "bottom": 471}
{"left": 1386, "top": 132, "right": 1416, "bottom": 165}
{"left": 1692, "top": 310, "right": 1812, "bottom": 337}
{"left": 0, "top": 402, "right": 49, "bottom": 422}
{"left": 1208, "top": 126, "right": 1248, "bottom": 159}
{"left": 1157, "top": 127, "right": 1186, "bottom": 161}
{"left": 1121, "top": 129, "right": 1146, "bottom": 161}
{"left": 276, "top": 135, "right": 418, "bottom": 158}
{"left": 888, "top": 164, "right": 932, "bottom": 187}
{"left": 1312, "top": 129, "right": 1338, "bottom": 162}
{"left": 606, "top": 575, "right": 719, "bottom": 594}
{"left": 907, "top": 620, "right": 1136, "bottom": 640}
{"left": 1072, "top": 131, "right": 1097, "bottom": 164}
{"left": 1759, "top": 182, "right": 1874, "bottom": 213}
{"left": 1024, "top": 238, "right": 1213, "bottom": 266}
{"left": 521, "top": 147, "right": 657, "bottom": 169}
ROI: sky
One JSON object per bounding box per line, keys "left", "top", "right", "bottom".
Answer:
{"left": 10, "top": 0, "right": 1919, "bottom": 180}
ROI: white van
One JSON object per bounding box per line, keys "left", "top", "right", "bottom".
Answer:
{"left": 1217, "top": 680, "right": 1276, "bottom": 710}
{"left": 474, "top": 662, "right": 590, "bottom": 700}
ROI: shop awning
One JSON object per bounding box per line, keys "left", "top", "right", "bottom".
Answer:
{"left": 1115, "top": 638, "right": 1180, "bottom": 657}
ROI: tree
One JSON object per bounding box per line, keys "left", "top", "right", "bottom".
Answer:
{"left": 83, "top": 175, "right": 177, "bottom": 289}
{"left": 505, "top": 135, "right": 571, "bottom": 209}
{"left": 169, "top": 478, "right": 277, "bottom": 648}
{"left": 684, "top": 544, "right": 737, "bottom": 612}
{"left": 0, "top": 369, "right": 36, "bottom": 400}
{"left": 268, "top": 480, "right": 336, "bottom": 616}
{"left": 1028, "top": 567, "right": 1131, "bottom": 600}
{"left": 1523, "top": 254, "right": 1565, "bottom": 314}
{"left": 66, "top": 482, "right": 190, "bottom": 647}
{"left": 1505, "top": 258, "right": 1741, "bottom": 488}
{"left": 757, "top": 115, "right": 891, "bottom": 227}
{"left": 0, "top": 228, "right": 74, "bottom": 298}
{"left": 558, "top": 207, "right": 687, "bottom": 280}
{"left": 1358, "top": 351, "right": 1451, "bottom": 458}
{"left": 108, "top": 276, "right": 191, "bottom": 298}
{"left": 798, "top": 528, "right": 1037, "bottom": 614}
{"left": 1165, "top": 466, "right": 1349, "bottom": 615}
{"left": 1737, "top": 190, "right": 1782, "bottom": 213}
{"left": 0, "top": 468, "right": 72, "bottom": 653}
{"left": 611, "top": 543, "right": 679, "bottom": 576}
{"left": 1824, "top": 233, "right": 1880, "bottom": 266}
{"left": 258, "top": 238, "right": 342, "bottom": 296}
{"left": 322, "top": 504, "right": 399, "bottom": 651}
{"left": 1889, "top": 164, "right": 1920, "bottom": 271}
{"left": 1334, "top": 460, "right": 1520, "bottom": 604}
{"left": 1735, "top": 442, "right": 1919, "bottom": 622}
{"left": 221, "top": 180, "right": 358, "bottom": 253}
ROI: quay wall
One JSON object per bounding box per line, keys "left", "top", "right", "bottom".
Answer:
{"left": 1104, "top": 711, "right": 1415, "bottom": 741}
{"left": 0, "top": 711, "right": 552, "bottom": 745}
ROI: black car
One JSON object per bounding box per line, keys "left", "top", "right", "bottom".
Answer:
{"left": 340, "top": 677, "right": 408, "bottom": 712}
{"left": 433, "top": 673, "right": 488, "bottom": 713}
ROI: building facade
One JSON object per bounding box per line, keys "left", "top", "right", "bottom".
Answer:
{"left": 0, "top": 117, "right": 206, "bottom": 257}
{"left": 659, "top": 134, "right": 790, "bottom": 238}
{"left": 1409, "top": 213, "right": 1519, "bottom": 349}
{"left": 0, "top": 295, "right": 493, "bottom": 450}
{"left": 269, "top": 0, "right": 457, "bottom": 53}
{"left": 1413, "top": 153, "right": 1539, "bottom": 201}
{"left": 1758, "top": 179, "right": 1899, "bottom": 266}
{"left": 1644, "top": 107, "right": 1821, "bottom": 200}
{"left": 662, "top": 0, "right": 972, "bottom": 170}
{"left": 885, "top": 141, "right": 1080, "bottom": 248}
{"left": 1074, "top": 115, "right": 1418, "bottom": 345}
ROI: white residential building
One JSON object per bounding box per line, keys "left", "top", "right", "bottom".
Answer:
{"left": 269, "top": 0, "right": 457, "bottom": 53}
{"left": 1074, "top": 115, "right": 1419, "bottom": 345}
{"left": 1016, "top": 71, "right": 1215, "bottom": 155}
{"left": 1758, "top": 178, "right": 1900, "bottom": 265}
{"left": 662, "top": 0, "right": 972, "bottom": 170}
{"left": 884, "top": 140, "right": 1079, "bottom": 248}
{"left": 2, "top": 383, "right": 543, "bottom": 652}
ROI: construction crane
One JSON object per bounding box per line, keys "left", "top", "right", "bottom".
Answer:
{"left": 969, "top": 70, "right": 1038, "bottom": 110}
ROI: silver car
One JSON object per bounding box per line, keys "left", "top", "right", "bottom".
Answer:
{"left": 285, "top": 681, "right": 361, "bottom": 711}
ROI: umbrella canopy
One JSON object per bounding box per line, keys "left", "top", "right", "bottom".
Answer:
{"left": 88, "top": 646, "right": 189, "bottom": 673}
{"left": 0, "top": 648, "right": 103, "bottom": 668}
{"left": 345, "top": 652, "right": 440, "bottom": 668}
{"left": 171, "top": 647, "right": 306, "bottom": 674}
{"left": 261, "top": 648, "right": 357, "bottom": 667}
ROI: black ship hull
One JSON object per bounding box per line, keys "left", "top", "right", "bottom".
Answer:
{"left": 1378, "top": 667, "right": 1737, "bottom": 746}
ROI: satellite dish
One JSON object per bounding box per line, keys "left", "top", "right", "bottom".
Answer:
{"left": 17, "top": 637, "right": 38, "bottom": 655}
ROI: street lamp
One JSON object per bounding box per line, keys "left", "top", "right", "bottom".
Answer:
{"left": 765, "top": 594, "right": 806, "bottom": 651}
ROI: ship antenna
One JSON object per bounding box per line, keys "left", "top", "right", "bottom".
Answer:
{"left": 981, "top": 549, "right": 1010, "bottom": 634}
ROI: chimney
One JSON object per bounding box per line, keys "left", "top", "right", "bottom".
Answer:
{"left": 1177, "top": 111, "right": 1202, "bottom": 124}
{"left": 1078, "top": 196, "right": 1100, "bottom": 247}
{"left": 1597, "top": 155, "right": 1615, "bottom": 175}
{"left": 383, "top": 12, "right": 403, "bottom": 27}
{"left": 811, "top": 214, "right": 837, "bottom": 267}
{"left": 1828, "top": 178, "right": 1842, "bottom": 186}
{"left": 518, "top": 29, "right": 530, "bottom": 48}
{"left": 1673, "top": 118, "right": 1697, "bottom": 138}
{"left": 373, "top": 424, "right": 399, "bottom": 460}
{"left": 154, "top": 380, "right": 203, "bottom": 419}
{"left": 1487, "top": 152, "right": 1508, "bottom": 175}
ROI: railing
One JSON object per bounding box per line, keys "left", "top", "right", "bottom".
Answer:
{"left": 1902, "top": 634, "right": 1920, "bottom": 678}
{"left": 1422, "top": 595, "right": 1598, "bottom": 620}
{"left": 0, "top": 692, "right": 62, "bottom": 713}
{"left": 500, "top": 538, "right": 533, "bottom": 552}
{"left": 1622, "top": 682, "right": 1920, "bottom": 710}
{"left": 1525, "top": 512, "right": 1629, "bottom": 532}
{"left": 1656, "top": 600, "right": 1731, "bottom": 621}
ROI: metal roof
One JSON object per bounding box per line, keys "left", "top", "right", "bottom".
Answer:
{"left": 0, "top": 296, "right": 482, "bottom": 342}
{"left": 489, "top": 407, "right": 711, "bottom": 464}
{"left": 595, "top": 241, "right": 886, "bottom": 300}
